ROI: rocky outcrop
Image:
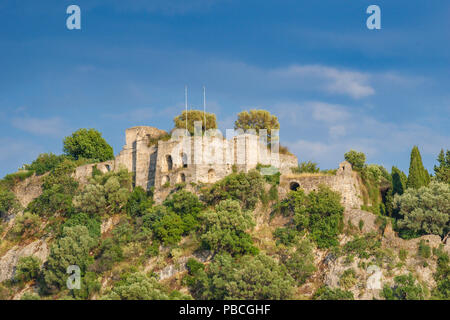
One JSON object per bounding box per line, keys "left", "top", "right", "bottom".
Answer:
{"left": 12, "top": 174, "right": 44, "bottom": 207}
{"left": 157, "top": 250, "right": 213, "bottom": 280}
{"left": 344, "top": 208, "right": 379, "bottom": 234}
{"left": 382, "top": 224, "right": 447, "bottom": 255}
{"left": 0, "top": 239, "right": 49, "bottom": 282}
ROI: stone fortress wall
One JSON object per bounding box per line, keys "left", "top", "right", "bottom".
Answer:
{"left": 279, "top": 161, "right": 365, "bottom": 209}
{"left": 75, "top": 126, "right": 298, "bottom": 195}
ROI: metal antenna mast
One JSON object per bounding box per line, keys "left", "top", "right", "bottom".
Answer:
{"left": 203, "top": 86, "right": 206, "bottom": 131}
{"left": 185, "top": 85, "right": 188, "bottom": 133}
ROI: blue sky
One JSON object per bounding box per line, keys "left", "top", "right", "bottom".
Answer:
{"left": 0, "top": 0, "right": 449, "bottom": 177}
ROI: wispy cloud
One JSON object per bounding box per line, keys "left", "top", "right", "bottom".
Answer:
{"left": 11, "top": 116, "right": 67, "bottom": 136}
{"left": 275, "top": 101, "right": 449, "bottom": 170}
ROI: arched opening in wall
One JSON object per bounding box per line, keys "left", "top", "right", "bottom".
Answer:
{"left": 208, "top": 169, "right": 215, "bottom": 183}
{"left": 179, "top": 173, "right": 186, "bottom": 183}
{"left": 290, "top": 182, "right": 300, "bottom": 191}
{"left": 181, "top": 153, "right": 188, "bottom": 168}
{"left": 166, "top": 155, "right": 173, "bottom": 171}
{"left": 162, "top": 175, "right": 170, "bottom": 185}
{"left": 105, "top": 164, "right": 111, "bottom": 172}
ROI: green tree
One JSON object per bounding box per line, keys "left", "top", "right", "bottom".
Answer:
{"left": 344, "top": 150, "right": 366, "bottom": 170}
{"left": 284, "top": 186, "right": 344, "bottom": 248}
{"left": 434, "top": 149, "right": 450, "bottom": 184}
{"left": 15, "top": 256, "right": 42, "bottom": 283}
{"left": 173, "top": 110, "right": 217, "bottom": 135}
{"left": 395, "top": 181, "right": 449, "bottom": 238}
{"left": 407, "top": 146, "right": 430, "bottom": 189}
{"left": 234, "top": 109, "right": 280, "bottom": 142}
{"left": 42, "top": 225, "right": 97, "bottom": 293}
{"left": 284, "top": 239, "right": 317, "bottom": 284}
{"left": 63, "top": 128, "right": 114, "bottom": 161}
{"left": 191, "top": 253, "right": 294, "bottom": 300}
{"left": 199, "top": 199, "right": 257, "bottom": 256}
{"left": 73, "top": 169, "right": 132, "bottom": 216}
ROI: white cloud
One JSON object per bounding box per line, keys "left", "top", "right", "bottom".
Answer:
{"left": 11, "top": 116, "right": 66, "bottom": 136}
{"left": 275, "top": 100, "right": 449, "bottom": 170}
{"left": 273, "top": 64, "right": 375, "bottom": 99}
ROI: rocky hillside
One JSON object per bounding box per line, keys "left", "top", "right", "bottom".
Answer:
{"left": 0, "top": 162, "right": 448, "bottom": 300}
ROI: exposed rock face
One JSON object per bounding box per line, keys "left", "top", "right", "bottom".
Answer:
{"left": 12, "top": 174, "right": 44, "bottom": 208}
{"left": 100, "top": 215, "right": 121, "bottom": 234}
{"left": 344, "top": 209, "right": 378, "bottom": 233}
{"left": 0, "top": 239, "right": 49, "bottom": 282}
{"left": 383, "top": 223, "right": 448, "bottom": 255}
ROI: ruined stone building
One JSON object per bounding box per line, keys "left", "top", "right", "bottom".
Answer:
{"left": 75, "top": 126, "right": 298, "bottom": 195}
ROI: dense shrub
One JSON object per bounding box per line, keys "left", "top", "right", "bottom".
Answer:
{"left": 103, "top": 272, "right": 190, "bottom": 300}
{"left": 163, "top": 190, "right": 204, "bottom": 233}
{"left": 191, "top": 253, "right": 294, "bottom": 300}
{"left": 283, "top": 186, "right": 344, "bottom": 248}
{"left": 273, "top": 227, "right": 298, "bottom": 246}
{"left": 91, "top": 238, "right": 124, "bottom": 273}
{"left": 0, "top": 188, "right": 21, "bottom": 218}
{"left": 14, "top": 256, "right": 42, "bottom": 283}
{"left": 201, "top": 170, "right": 265, "bottom": 210}
{"left": 432, "top": 247, "right": 449, "bottom": 299}
{"left": 186, "top": 258, "right": 205, "bottom": 275}
{"left": 152, "top": 211, "right": 185, "bottom": 245}
{"left": 1, "top": 171, "right": 34, "bottom": 189}
{"left": 11, "top": 212, "right": 41, "bottom": 238}
{"left": 61, "top": 212, "right": 101, "bottom": 239}
{"left": 291, "top": 161, "right": 320, "bottom": 174}
{"left": 27, "top": 160, "right": 79, "bottom": 217}
{"left": 313, "top": 286, "right": 354, "bottom": 300}
{"left": 126, "top": 187, "right": 153, "bottom": 217}
{"left": 24, "top": 153, "right": 67, "bottom": 175}
{"left": 199, "top": 199, "right": 257, "bottom": 256}
{"left": 343, "top": 233, "right": 381, "bottom": 259}
{"left": 72, "top": 272, "right": 101, "bottom": 300}
{"left": 382, "top": 273, "right": 424, "bottom": 300}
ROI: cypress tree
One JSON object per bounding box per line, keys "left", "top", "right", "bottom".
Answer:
{"left": 391, "top": 166, "right": 407, "bottom": 195}
{"left": 434, "top": 149, "right": 450, "bottom": 183}
{"left": 406, "top": 146, "right": 430, "bottom": 189}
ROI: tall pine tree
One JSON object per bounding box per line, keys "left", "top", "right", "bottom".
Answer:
{"left": 407, "top": 146, "right": 430, "bottom": 189}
